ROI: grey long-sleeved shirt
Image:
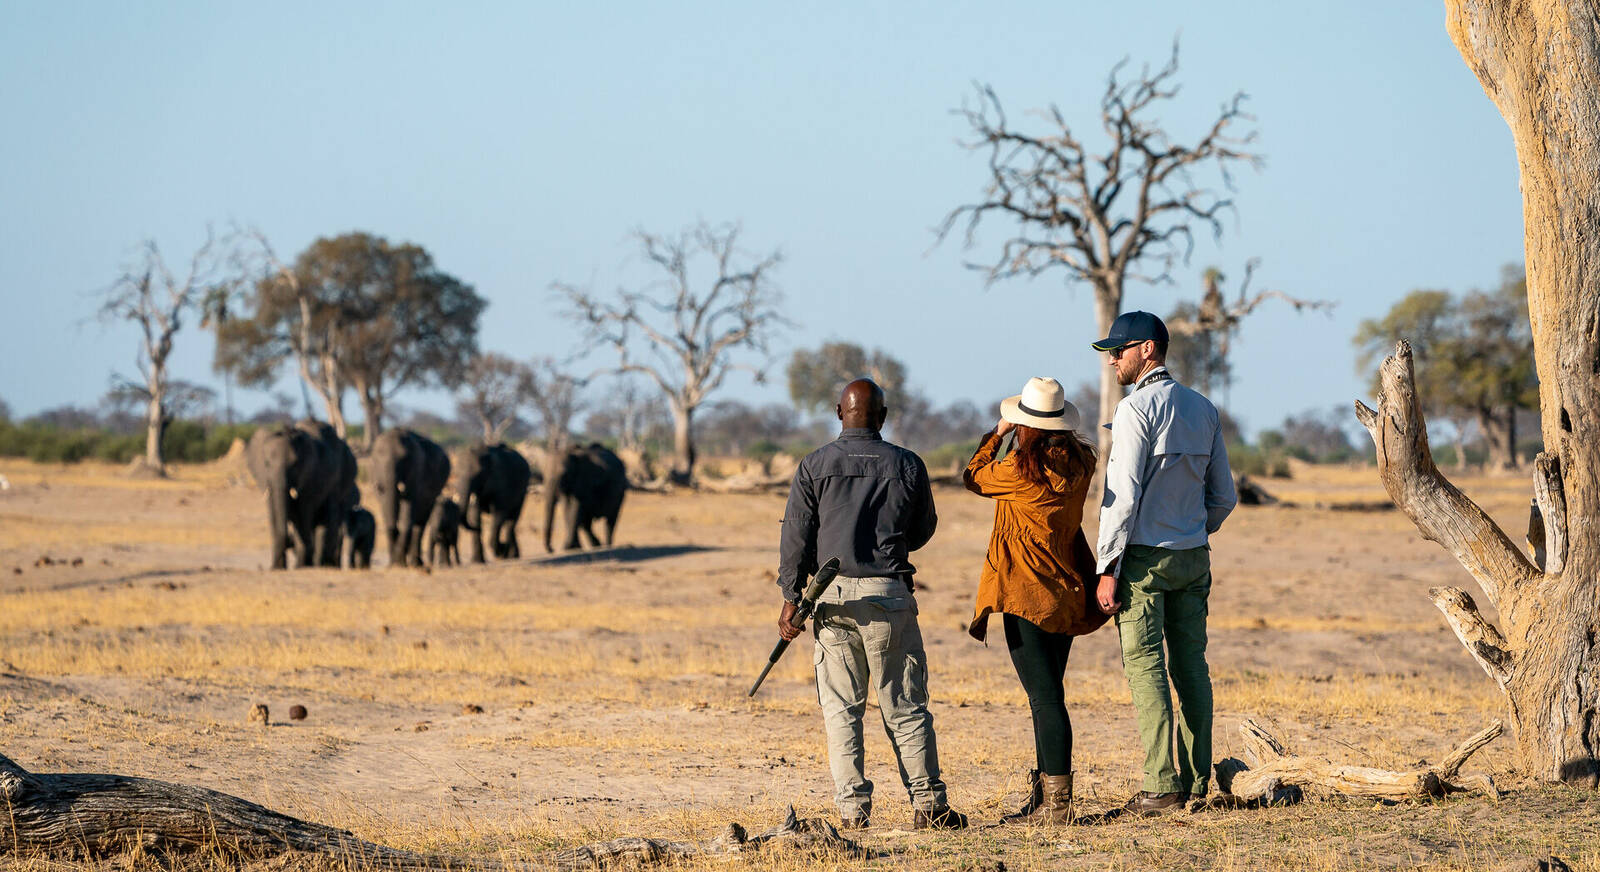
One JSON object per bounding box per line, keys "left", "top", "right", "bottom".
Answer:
{"left": 1096, "top": 368, "right": 1237, "bottom": 576}
{"left": 776, "top": 428, "right": 937, "bottom": 602}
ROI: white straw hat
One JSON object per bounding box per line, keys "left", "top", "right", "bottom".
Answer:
{"left": 999, "top": 377, "right": 1080, "bottom": 432}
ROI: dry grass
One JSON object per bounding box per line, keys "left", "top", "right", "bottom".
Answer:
{"left": 0, "top": 458, "right": 1593, "bottom": 871}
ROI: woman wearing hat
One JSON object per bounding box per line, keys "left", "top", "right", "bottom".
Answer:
{"left": 963, "top": 376, "right": 1107, "bottom": 826}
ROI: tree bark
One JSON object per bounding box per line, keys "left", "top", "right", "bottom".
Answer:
{"left": 1211, "top": 718, "right": 1502, "bottom": 803}
{"left": 0, "top": 751, "right": 442, "bottom": 867}
{"left": 1426, "top": 0, "right": 1600, "bottom": 786}
{"left": 143, "top": 377, "right": 165, "bottom": 474}
{"left": 1092, "top": 277, "right": 1123, "bottom": 498}
{"left": 669, "top": 401, "right": 695, "bottom": 486}
{"left": 1356, "top": 342, "right": 1599, "bottom": 785}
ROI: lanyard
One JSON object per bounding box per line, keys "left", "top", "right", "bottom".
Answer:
{"left": 1136, "top": 369, "right": 1173, "bottom": 391}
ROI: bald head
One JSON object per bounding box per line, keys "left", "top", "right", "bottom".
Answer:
{"left": 837, "top": 378, "right": 887, "bottom": 431}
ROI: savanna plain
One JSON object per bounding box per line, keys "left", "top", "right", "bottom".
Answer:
{"left": 0, "top": 456, "right": 1596, "bottom": 871}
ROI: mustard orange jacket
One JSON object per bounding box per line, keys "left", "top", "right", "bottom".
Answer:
{"left": 963, "top": 429, "right": 1108, "bottom": 642}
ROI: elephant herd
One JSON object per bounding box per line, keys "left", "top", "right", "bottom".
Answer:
{"left": 244, "top": 421, "right": 629, "bottom": 570}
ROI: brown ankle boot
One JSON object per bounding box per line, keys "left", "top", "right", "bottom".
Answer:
{"left": 999, "top": 769, "right": 1042, "bottom": 823}
{"left": 1003, "top": 773, "right": 1072, "bottom": 825}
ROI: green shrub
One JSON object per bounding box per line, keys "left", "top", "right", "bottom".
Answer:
{"left": 922, "top": 439, "right": 980, "bottom": 473}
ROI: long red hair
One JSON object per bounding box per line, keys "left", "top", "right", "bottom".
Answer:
{"left": 1011, "top": 424, "right": 1098, "bottom": 490}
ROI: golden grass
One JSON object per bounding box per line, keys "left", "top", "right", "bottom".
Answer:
{"left": 0, "top": 458, "right": 1592, "bottom": 871}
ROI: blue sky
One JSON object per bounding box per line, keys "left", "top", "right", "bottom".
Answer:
{"left": 0, "top": 2, "right": 1522, "bottom": 437}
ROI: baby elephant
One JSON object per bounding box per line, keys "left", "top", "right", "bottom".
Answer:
{"left": 346, "top": 506, "right": 376, "bottom": 570}
{"left": 425, "top": 497, "right": 462, "bottom": 568}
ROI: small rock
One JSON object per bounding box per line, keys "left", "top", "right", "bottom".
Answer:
{"left": 11, "top": 568, "right": 20, "bottom": 575}
{"left": 288, "top": 705, "right": 308, "bottom": 721}
{"left": 414, "top": 723, "right": 430, "bottom": 732}
{"left": 461, "top": 704, "right": 484, "bottom": 715}
{"left": 249, "top": 703, "right": 269, "bottom": 726}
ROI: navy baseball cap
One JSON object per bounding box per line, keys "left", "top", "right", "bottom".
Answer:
{"left": 1091, "top": 311, "right": 1169, "bottom": 351}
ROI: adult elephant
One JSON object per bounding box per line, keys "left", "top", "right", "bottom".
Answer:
{"left": 369, "top": 428, "right": 451, "bottom": 568}
{"left": 245, "top": 420, "right": 354, "bottom": 570}
{"left": 452, "top": 442, "right": 532, "bottom": 563}
{"left": 301, "top": 421, "right": 357, "bottom": 567}
{"left": 543, "top": 443, "right": 627, "bottom": 553}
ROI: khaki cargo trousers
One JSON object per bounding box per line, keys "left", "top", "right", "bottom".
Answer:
{"left": 811, "top": 576, "right": 949, "bottom": 819}
{"left": 1115, "top": 544, "right": 1214, "bottom": 796}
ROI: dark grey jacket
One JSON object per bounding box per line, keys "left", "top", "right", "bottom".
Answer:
{"left": 777, "top": 428, "right": 937, "bottom": 602}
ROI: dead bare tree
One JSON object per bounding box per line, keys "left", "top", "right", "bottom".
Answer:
{"left": 1164, "top": 259, "right": 1336, "bottom": 398}
{"left": 97, "top": 229, "right": 230, "bottom": 476}
{"left": 559, "top": 222, "right": 786, "bottom": 485}
{"left": 455, "top": 352, "right": 531, "bottom": 443}
{"left": 937, "top": 42, "right": 1259, "bottom": 466}
{"left": 1343, "top": 0, "right": 1600, "bottom": 788}
{"left": 522, "top": 355, "right": 587, "bottom": 473}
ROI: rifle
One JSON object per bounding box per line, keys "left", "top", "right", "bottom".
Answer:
{"left": 747, "top": 556, "right": 841, "bottom": 697}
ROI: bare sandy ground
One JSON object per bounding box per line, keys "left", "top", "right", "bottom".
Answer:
{"left": 0, "top": 458, "right": 1594, "bottom": 869}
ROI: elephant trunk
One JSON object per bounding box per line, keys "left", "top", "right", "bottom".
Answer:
{"left": 380, "top": 484, "right": 402, "bottom": 566}
{"left": 267, "top": 483, "right": 290, "bottom": 570}
{"left": 461, "top": 489, "right": 482, "bottom": 532}
{"left": 543, "top": 472, "right": 559, "bottom": 554}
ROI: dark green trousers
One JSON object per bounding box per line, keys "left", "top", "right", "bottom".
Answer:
{"left": 1114, "top": 544, "right": 1212, "bottom": 795}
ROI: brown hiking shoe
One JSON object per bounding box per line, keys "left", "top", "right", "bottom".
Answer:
{"left": 912, "top": 807, "right": 969, "bottom": 829}
{"left": 1121, "top": 791, "right": 1184, "bottom": 816}
{"left": 998, "top": 769, "right": 1042, "bottom": 824}
{"left": 839, "top": 812, "right": 870, "bottom": 830}
{"left": 1002, "top": 773, "right": 1072, "bottom": 826}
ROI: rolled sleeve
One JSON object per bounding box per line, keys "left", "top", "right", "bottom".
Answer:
{"left": 963, "top": 430, "right": 1030, "bottom": 500}
{"left": 777, "top": 463, "right": 819, "bottom": 602}
{"left": 1096, "top": 401, "right": 1149, "bottom": 576}
{"left": 1204, "top": 423, "right": 1237, "bottom": 534}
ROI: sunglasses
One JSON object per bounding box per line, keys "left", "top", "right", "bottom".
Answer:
{"left": 1108, "top": 341, "right": 1144, "bottom": 360}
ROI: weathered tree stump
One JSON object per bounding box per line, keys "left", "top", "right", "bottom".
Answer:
{"left": 1196, "top": 719, "right": 1502, "bottom": 810}
{"left": 0, "top": 751, "right": 448, "bottom": 866}
{"left": 0, "top": 751, "right": 858, "bottom": 870}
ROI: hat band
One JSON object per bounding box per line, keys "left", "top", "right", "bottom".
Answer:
{"left": 1017, "top": 401, "right": 1064, "bottom": 418}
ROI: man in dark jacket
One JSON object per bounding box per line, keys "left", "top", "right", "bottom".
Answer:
{"left": 776, "top": 378, "right": 965, "bottom": 830}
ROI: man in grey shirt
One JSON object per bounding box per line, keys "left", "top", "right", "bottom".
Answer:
{"left": 1091, "top": 311, "right": 1237, "bottom": 815}
{"left": 776, "top": 378, "right": 965, "bottom": 831}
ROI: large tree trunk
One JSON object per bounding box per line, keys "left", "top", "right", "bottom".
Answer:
{"left": 1476, "top": 406, "right": 1515, "bottom": 470}
{"left": 1432, "top": 0, "right": 1600, "bottom": 785}
{"left": 1356, "top": 345, "right": 1598, "bottom": 786}
{"left": 143, "top": 393, "right": 164, "bottom": 473}
{"left": 669, "top": 401, "right": 695, "bottom": 486}
{"left": 356, "top": 382, "right": 384, "bottom": 454}
{"left": 1092, "top": 278, "right": 1123, "bottom": 499}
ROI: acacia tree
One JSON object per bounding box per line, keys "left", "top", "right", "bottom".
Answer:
{"left": 1354, "top": 270, "right": 1536, "bottom": 470}
{"left": 938, "top": 44, "right": 1259, "bottom": 461}
{"left": 1353, "top": 1, "right": 1600, "bottom": 786}
{"left": 455, "top": 352, "right": 530, "bottom": 443}
{"left": 218, "top": 231, "right": 485, "bottom": 451}
{"left": 786, "top": 342, "right": 907, "bottom": 416}
{"left": 98, "top": 230, "right": 230, "bottom": 475}
{"left": 559, "top": 222, "right": 786, "bottom": 485}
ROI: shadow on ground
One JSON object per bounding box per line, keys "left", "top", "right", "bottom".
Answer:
{"left": 527, "top": 544, "right": 720, "bottom": 566}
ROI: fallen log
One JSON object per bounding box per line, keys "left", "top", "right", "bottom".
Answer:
{"left": 0, "top": 750, "right": 858, "bottom": 869}
{"left": 1196, "top": 718, "right": 1502, "bottom": 810}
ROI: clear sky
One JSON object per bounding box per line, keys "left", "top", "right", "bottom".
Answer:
{"left": 0, "top": 2, "right": 1523, "bottom": 437}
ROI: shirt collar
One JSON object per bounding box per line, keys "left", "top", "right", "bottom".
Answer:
{"left": 837, "top": 427, "right": 883, "bottom": 441}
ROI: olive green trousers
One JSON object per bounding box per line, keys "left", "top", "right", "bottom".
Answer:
{"left": 1114, "top": 544, "right": 1213, "bottom": 796}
